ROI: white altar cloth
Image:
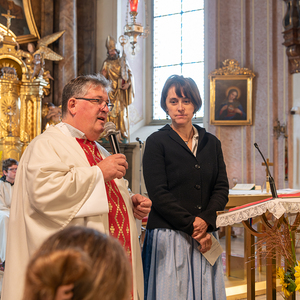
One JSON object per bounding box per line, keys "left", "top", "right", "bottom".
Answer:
{"left": 216, "top": 197, "right": 300, "bottom": 228}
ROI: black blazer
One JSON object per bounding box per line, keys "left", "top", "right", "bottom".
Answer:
{"left": 143, "top": 124, "right": 229, "bottom": 236}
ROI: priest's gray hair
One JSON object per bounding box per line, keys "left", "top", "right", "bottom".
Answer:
{"left": 61, "top": 73, "right": 112, "bottom": 117}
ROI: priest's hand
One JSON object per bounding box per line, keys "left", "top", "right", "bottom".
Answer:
{"left": 97, "top": 154, "right": 128, "bottom": 182}
{"left": 131, "top": 194, "right": 152, "bottom": 220}
{"left": 198, "top": 233, "right": 212, "bottom": 254}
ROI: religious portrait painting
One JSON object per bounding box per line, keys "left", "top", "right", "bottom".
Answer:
{"left": 209, "top": 75, "right": 254, "bottom": 126}
{"left": 0, "top": 0, "right": 39, "bottom": 44}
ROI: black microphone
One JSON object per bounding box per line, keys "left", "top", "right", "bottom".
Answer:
{"left": 104, "top": 122, "right": 120, "bottom": 154}
{"left": 254, "top": 143, "right": 278, "bottom": 198}
{"left": 136, "top": 137, "right": 143, "bottom": 145}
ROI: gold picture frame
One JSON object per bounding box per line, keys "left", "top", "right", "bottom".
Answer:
{"left": 0, "top": 0, "right": 39, "bottom": 44}
{"left": 209, "top": 59, "right": 255, "bottom": 126}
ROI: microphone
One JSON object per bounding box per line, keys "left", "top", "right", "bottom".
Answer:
{"left": 136, "top": 137, "right": 143, "bottom": 145}
{"left": 104, "top": 122, "right": 120, "bottom": 154}
{"left": 254, "top": 143, "right": 278, "bottom": 198}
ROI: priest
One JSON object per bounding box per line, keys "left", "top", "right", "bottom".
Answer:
{"left": 1, "top": 74, "right": 151, "bottom": 300}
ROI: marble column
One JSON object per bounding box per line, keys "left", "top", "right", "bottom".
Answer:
{"left": 77, "top": 0, "right": 97, "bottom": 75}
{"left": 41, "top": 0, "right": 54, "bottom": 104}
{"left": 55, "top": 0, "right": 77, "bottom": 106}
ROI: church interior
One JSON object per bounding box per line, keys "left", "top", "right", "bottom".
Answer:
{"left": 1, "top": 0, "right": 300, "bottom": 299}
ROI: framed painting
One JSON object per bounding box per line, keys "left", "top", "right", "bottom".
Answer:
{"left": 209, "top": 59, "right": 255, "bottom": 126}
{"left": 0, "top": 0, "right": 39, "bottom": 44}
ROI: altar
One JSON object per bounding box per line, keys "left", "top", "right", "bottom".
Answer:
{"left": 218, "top": 189, "right": 300, "bottom": 300}
{"left": 224, "top": 189, "right": 272, "bottom": 279}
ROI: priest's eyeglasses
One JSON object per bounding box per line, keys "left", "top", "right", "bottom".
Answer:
{"left": 74, "top": 98, "right": 114, "bottom": 111}
{"left": 8, "top": 168, "right": 17, "bottom": 171}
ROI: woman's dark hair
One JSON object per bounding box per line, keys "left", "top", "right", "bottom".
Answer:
{"left": 160, "top": 75, "right": 202, "bottom": 113}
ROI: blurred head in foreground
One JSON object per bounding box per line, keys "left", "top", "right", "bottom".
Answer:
{"left": 22, "top": 226, "right": 132, "bottom": 300}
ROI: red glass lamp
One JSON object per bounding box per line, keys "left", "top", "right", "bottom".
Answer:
{"left": 130, "top": 0, "right": 138, "bottom": 13}
{"left": 124, "top": 0, "right": 143, "bottom": 55}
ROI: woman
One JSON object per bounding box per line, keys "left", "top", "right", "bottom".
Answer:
{"left": 217, "top": 88, "right": 246, "bottom": 120}
{"left": 142, "top": 75, "right": 229, "bottom": 299}
{"left": 22, "top": 226, "right": 132, "bottom": 300}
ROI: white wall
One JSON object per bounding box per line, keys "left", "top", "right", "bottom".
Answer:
{"left": 96, "top": 0, "right": 118, "bottom": 71}
{"left": 96, "top": 0, "right": 157, "bottom": 195}
{"left": 293, "top": 73, "right": 300, "bottom": 188}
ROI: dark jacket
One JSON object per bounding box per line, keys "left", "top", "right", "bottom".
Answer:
{"left": 143, "top": 124, "right": 229, "bottom": 236}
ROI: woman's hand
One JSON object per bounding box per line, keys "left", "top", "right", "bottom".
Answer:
{"left": 192, "top": 217, "right": 208, "bottom": 242}
{"left": 131, "top": 194, "right": 152, "bottom": 220}
{"left": 198, "top": 233, "right": 212, "bottom": 254}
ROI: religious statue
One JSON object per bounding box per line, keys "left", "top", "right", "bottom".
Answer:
{"left": 42, "top": 102, "right": 62, "bottom": 131}
{"left": 17, "top": 30, "right": 64, "bottom": 80}
{"left": 0, "top": 9, "right": 64, "bottom": 157}
{"left": 1, "top": 10, "right": 15, "bottom": 36}
{"left": 101, "top": 35, "right": 134, "bottom": 141}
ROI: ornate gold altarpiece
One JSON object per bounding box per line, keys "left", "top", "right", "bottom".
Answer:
{"left": 0, "top": 10, "right": 64, "bottom": 167}
{"left": 0, "top": 30, "right": 49, "bottom": 164}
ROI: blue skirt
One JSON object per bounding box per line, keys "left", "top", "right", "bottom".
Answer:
{"left": 142, "top": 229, "right": 226, "bottom": 300}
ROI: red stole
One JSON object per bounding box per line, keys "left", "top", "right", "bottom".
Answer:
{"left": 76, "top": 138, "right": 132, "bottom": 259}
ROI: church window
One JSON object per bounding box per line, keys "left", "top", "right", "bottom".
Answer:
{"left": 152, "top": 0, "right": 204, "bottom": 121}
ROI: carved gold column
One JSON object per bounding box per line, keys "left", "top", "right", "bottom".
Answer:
{"left": 19, "top": 79, "right": 48, "bottom": 151}
{"left": 0, "top": 74, "right": 23, "bottom": 162}
{"left": 0, "top": 10, "right": 64, "bottom": 159}
{"left": 56, "top": 0, "right": 77, "bottom": 106}
{"left": 0, "top": 31, "right": 27, "bottom": 162}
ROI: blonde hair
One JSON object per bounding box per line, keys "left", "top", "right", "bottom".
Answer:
{"left": 23, "top": 226, "right": 132, "bottom": 300}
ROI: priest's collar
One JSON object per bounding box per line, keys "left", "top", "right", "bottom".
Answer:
{"left": 57, "top": 122, "right": 87, "bottom": 139}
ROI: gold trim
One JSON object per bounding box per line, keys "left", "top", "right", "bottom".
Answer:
{"left": 0, "top": 23, "right": 15, "bottom": 39}
{"left": 0, "top": 55, "right": 27, "bottom": 80}
{"left": 0, "top": 0, "right": 40, "bottom": 44}
{"left": 22, "top": 0, "right": 39, "bottom": 38}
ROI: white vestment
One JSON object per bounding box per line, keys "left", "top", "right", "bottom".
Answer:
{"left": 1, "top": 124, "right": 143, "bottom": 300}
{"left": 0, "top": 179, "right": 13, "bottom": 262}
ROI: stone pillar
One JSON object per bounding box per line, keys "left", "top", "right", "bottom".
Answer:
{"left": 41, "top": 0, "right": 54, "bottom": 104}
{"left": 77, "top": 0, "right": 97, "bottom": 75}
{"left": 55, "top": 0, "right": 77, "bottom": 106}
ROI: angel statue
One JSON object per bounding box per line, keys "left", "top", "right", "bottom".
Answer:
{"left": 17, "top": 30, "right": 65, "bottom": 80}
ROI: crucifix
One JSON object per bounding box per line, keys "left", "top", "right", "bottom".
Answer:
{"left": 262, "top": 159, "right": 273, "bottom": 193}
{"left": 262, "top": 159, "right": 273, "bottom": 176}
{"left": 2, "top": 10, "right": 16, "bottom": 36}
